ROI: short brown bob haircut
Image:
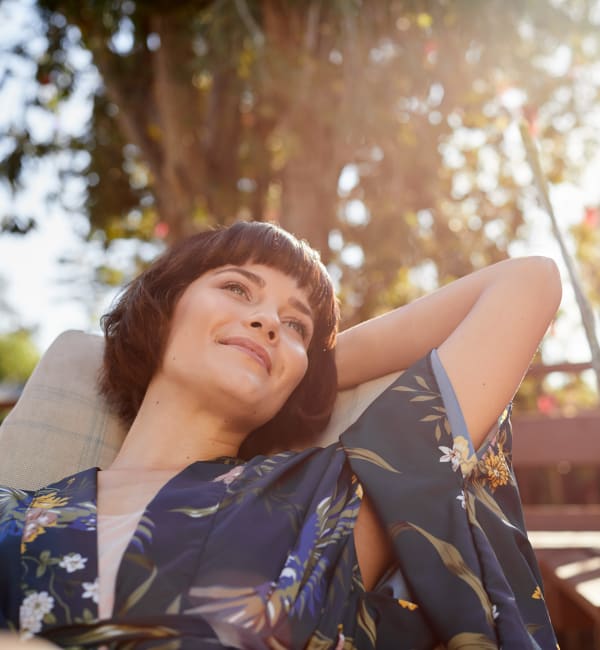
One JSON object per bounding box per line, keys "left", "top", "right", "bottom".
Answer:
{"left": 99, "top": 221, "right": 340, "bottom": 459}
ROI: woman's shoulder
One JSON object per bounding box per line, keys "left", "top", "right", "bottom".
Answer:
{"left": 242, "top": 443, "right": 344, "bottom": 475}
{"left": 0, "top": 483, "right": 32, "bottom": 510}
{"left": 340, "top": 351, "right": 439, "bottom": 430}
{"left": 222, "top": 444, "right": 349, "bottom": 504}
{"left": 340, "top": 350, "right": 509, "bottom": 472}
{"left": 0, "top": 468, "right": 99, "bottom": 514}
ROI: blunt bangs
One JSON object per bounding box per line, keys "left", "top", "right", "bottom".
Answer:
{"left": 191, "top": 222, "right": 337, "bottom": 350}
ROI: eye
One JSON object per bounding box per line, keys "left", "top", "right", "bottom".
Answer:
{"left": 285, "top": 318, "right": 308, "bottom": 340}
{"left": 222, "top": 281, "right": 250, "bottom": 300}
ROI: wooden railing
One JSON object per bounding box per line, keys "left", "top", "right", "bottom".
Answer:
{"left": 509, "top": 361, "right": 600, "bottom": 650}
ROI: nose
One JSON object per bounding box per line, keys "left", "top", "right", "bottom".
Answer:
{"left": 250, "top": 316, "right": 278, "bottom": 342}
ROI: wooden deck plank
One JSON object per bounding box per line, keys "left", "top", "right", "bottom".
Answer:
{"left": 524, "top": 505, "right": 600, "bottom": 532}
{"left": 536, "top": 548, "right": 600, "bottom": 620}
{"left": 512, "top": 411, "right": 600, "bottom": 467}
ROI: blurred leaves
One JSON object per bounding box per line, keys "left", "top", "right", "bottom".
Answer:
{"left": 572, "top": 218, "right": 600, "bottom": 305}
{"left": 1, "top": 0, "right": 600, "bottom": 359}
{"left": 0, "top": 330, "right": 40, "bottom": 382}
{"left": 1, "top": 215, "right": 36, "bottom": 235}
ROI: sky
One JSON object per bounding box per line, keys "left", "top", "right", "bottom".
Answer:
{"left": 0, "top": 0, "right": 122, "bottom": 349}
{"left": 0, "top": 197, "right": 118, "bottom": 349}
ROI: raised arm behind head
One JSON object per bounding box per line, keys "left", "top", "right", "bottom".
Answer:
{"left": 335, "top": 256, "right": 562, "bottom": 448}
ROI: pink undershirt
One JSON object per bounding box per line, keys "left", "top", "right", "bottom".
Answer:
{"left": 97, "top": 510, "right": 145, "bottom": 619}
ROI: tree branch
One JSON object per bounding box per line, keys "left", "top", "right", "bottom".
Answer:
{"left": 521, "top": 120, "right": 600, "bottom": 394}
{"left": 235, "top": 0, "right": 265, "bottom": 47}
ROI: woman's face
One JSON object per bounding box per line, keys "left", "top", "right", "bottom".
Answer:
{"left": 158, "top": 263, "right": 315, "bottom": 432}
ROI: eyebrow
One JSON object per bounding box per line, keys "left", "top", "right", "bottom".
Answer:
{"left": 214, "top": 266, "right": 314, "bottom": 320}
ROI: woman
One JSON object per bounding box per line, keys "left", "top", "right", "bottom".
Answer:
{"left": 0, "top": 221, "right": 561, "bottom": 648}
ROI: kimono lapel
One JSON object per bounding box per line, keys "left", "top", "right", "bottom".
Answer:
{"left": 19, "top": 468, "right": 99, "bottom": 636}
{"left": 112, "top": 461, "right": 229, "bottom": 619}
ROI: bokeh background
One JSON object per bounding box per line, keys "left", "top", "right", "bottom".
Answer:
{"left": 2, "top": 1, "right": 600, "bottom": 403}
{"left": 1, "top": 1, "right": 600, "bottom": 645}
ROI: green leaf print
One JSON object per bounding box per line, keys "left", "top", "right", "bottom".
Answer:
{"left": 415, "top": 375, "right": 431, "bottom": 390}
{"left": 447, "top": 632, "right": 498, "bottom": 649}
{"left": 169, "top": 504, "right": 219, "bottom": 518}
{"left": 117, "top": 564, "right": 159, "bottom": 615}
{"left": 390, "top": 521, "right": 494, "bottom": 626}
{"left": 344, "top": 448, "right": 402, "bottom": 474}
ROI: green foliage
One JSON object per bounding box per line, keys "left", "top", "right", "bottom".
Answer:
{"left": 571, "top": 218, "right": 600, "bottom": 305}
{"left": 0, "top": 330, "right": 40, "bottom": 383}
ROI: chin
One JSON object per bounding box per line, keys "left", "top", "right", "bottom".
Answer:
{"left": 222, "top": 373, "right": 292, "bottom": 412}
{"left": 212, "top": 387, "right": 281, "bottom": 429}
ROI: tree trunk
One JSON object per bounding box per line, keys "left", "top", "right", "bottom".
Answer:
{"left": 149, "top": 12, "right": 208, "bottom": 240}
{"left": 279, "top": 125, "right": 338, "bottom": 260}
{"left": 260, "top": 0, "right": 340, "bottom": 258}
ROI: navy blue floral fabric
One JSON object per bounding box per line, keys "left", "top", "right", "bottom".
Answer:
{"left": 0, "top": 353, "right": 557, "bottom": 648}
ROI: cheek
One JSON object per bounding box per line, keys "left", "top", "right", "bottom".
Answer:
{"left": 268, "top": 351, "right": 307, "bottom": 419}
{"left": 287, "top": 345, "right": 309, "bottom": 389}
{"left": 169, "top": 290, "right": 234, "bottom": 345}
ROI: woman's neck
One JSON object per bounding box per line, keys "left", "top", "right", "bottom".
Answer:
{"left": 107, "top": 377, "right": 246, "bottom": 472}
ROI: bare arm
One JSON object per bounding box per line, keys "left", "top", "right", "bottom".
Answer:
{"left": 335, "top": 256, "right": 562, "bottom": 447}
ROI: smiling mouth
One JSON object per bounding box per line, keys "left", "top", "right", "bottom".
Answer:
{"left": 219, "top": 337, "right": 272, "bottom": 374}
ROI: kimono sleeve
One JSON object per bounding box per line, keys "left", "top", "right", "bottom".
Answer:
{"left": 340, "top": 350, "right": 557, "bottom": 650}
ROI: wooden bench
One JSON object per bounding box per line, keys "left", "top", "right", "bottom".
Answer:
{"left": 512, "top": 409, "right": 600, "bottom": 648}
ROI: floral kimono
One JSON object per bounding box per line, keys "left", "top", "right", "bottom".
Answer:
{"left": 0, "top": 352, "right": 557, "bottom": 649}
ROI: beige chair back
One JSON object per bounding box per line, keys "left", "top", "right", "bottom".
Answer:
{"left": 0, "top": 330, "right": 399, "bottom": 489}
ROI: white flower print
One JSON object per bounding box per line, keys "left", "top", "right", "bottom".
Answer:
{"left": 82, "top": 578, "right": 99, "bottom": 604}
{"left": 19, "top": 591, "right": 54, "bottom": 637}
{"left": 438, "top": 436, "right": 477, "bottom": 476}
{"left": 456, "top": 491, "right": 466, "bottom": 509}
{"left": 492, "top": 604, "right": 500, "bottom": 620}
{"left": 59, "top": 552, "right": 88, "bottom": 573}
{"left": 213, "top": 465, "right": 245, "bottom": 486}
{"left": 438, "top": 445, "right": 461, "bottom": 472}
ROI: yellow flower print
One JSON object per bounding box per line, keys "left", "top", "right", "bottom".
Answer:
{"left": 532, "top": 586, "right": 544, "bottom": 600}
{"left": 31, "top": 493, "right": 69, "bottom": 509}
{"left": 482, "top": 449, "right": 510, "bottom": 491}
{"left": 398, "top": 599, "right": 418, "bottom": 611}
